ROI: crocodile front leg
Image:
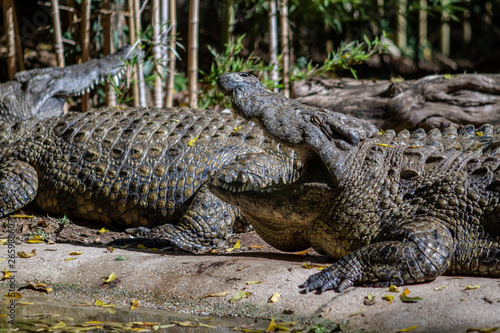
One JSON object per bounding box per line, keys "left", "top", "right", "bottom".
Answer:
{"left": 109, "top": 184, "right": 241, "bottom": 253}
{"left": 0, "top": 160, "right": 38, "bottom": 217}
{"left": 300, "top": 218, "right": 454, "bottom": 293}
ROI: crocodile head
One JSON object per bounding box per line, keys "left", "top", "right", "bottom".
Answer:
{"left": 0, "top": 45, "right": 143, "bottom": 121}
{"left": 212, "top": 72, "right": 379, "bottom": 251}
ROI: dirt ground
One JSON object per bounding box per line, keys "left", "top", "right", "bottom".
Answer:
{"left": 1, "top": 211, "right": 500, "bottom": 332}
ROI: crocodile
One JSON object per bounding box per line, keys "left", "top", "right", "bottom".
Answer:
{"left": 213, "top": 72, "right": 500, "bottom": 293}
{"left": 0, "top": 107, "right": 298, "bottom": 252}
{"left": 0, "top": 45, "right": 143, "bottom": 122}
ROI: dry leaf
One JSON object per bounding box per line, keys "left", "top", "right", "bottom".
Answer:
{"left": 94, "top": 300, "right": 115, "bottom": 308}
{"left": 397, "top": 325, "right": 419, "bottom": 332}
{"left": 0, "top": 259, "right": 7, "bottom": 263}
{"left": 5, "top": 292, "right": 22, "bottom": 298}
{"left": 301, "top": 262, "right": 330, "bottom": 269}
{"left": 266, "top": 318, "right": 289, "bottom": 331}
{"left": 187, "top": 136, "right": 199, "bottom": 146}
{"left": 10, "top": 215, "right": 33, "bottom": 218}
{"left": 1, "top": 268, "right": 12, "bottom": 280}
{"left": 130, "top": 300, "right": 140, "bottom": 310}
{"left": 104, "top": 272, "right": 116, "bottom": 283}
{"left": 200, "top": 291, "right": 230, "bottom": 299}
{"left": 382, "top": 294, "right": 394, "bottom": 304}
{"left": 465, "top": 285, "right": 481, "bottom": 290}
{"left": 70, "top": 250, "right": 82, "bottom": 255}
{"left": 17, "top": 249, "right": 36, "bottom": 258}
{"left": 64, "top": 258, "right": 77, "bottom": 261}
{"left": 466, "top": 327, "right": 499, "bottom": 333}
{"left": 25, "top": 282, "right": 53, "bottom": 293}
{"left": 349, "top": 308, "right": 365, "bottom": 317}
{"left": 268, "top": 292, "right": 280, "bottom": 303}
{"left": 294, "top": 249, "right": 311, "bottom": 255}
{"left": 434, "top": 286, "right": 448, "bottom": 291}
{"left": 233, "top": 240, "right": 241, "bottom": 249}
{"left": 364, "top": 293, "right": 376, "bottom": 306}
{"left": 388, "top": 285, "right": 401, "bottom": 292}
{"left": 99, "top": 227, "right": 109, "bottom": 234}
{"left": 245, "top": 281, "right": 262, "bottom": 285}
{"left": 230, "top": 290, "right": 252, "bottom": 303}
{"left": 0, "top": 239, "right": 7, "bottom": 245}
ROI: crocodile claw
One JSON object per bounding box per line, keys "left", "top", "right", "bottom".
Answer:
{"left": 299, "top": 264, "right": 356, "bottom": 294}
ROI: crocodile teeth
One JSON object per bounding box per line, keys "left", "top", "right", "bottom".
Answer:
{"left": 212, "top": 174, "right": 221, "bottom": 186}
{"left": 278, "top": 177, "right": 285, "bottom": 186}
{"left": 222, "top": 183, "right": 229, "bottom": 190}
{"left": 86, "top": 88, "right": 91, "bottom": 94}
{"left": 236, "top": 171, "right": 243, "bottom": 182}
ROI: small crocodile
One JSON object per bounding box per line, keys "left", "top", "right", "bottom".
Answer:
{"left": 0, "top": 45, "right": 143, "bottom": 121}
{"left": 0, "top": 107, "right": 297, "bottom": 251}
{"left": 213, "top": 72, "right": 500, "bottom": 293}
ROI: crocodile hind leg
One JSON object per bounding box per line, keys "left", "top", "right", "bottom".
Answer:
{"left": 109, "top": 184, "right": 241, "bottom": 253}
{"left": 300, "top": 217, "right": 454, "bottom": 293}
{"left": 448, "top": 240, "right": 500, "bottom": 277}
{"left": 0, "top": 160, "right": 38, "bottom": 217}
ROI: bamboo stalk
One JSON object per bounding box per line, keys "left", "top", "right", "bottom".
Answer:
{"left": 268, "top": 0, "right": 278, "bottom": 91}
{"left": 187, "top": 0, "right": 199, "bottom": 107}
{"left": 222, "top": 0, "right": 235, "bottom": 44}
{"left": 12, "top": 2, "right": 24, "bottom": 71}
{"left": 397, "top": 0, "right": 407, "bottom": 51}
{"left": 441, "top": 1, "right": 450, "bottom": 57}
{"left": 134, "top": 0, "right": 147, "bottom": 107}
{"left": 279, "top": 0, "right": 289, "bottom": 98}
{"left": 165, "top": 0, "right": 177, "bottom": 107}
{"left": 152, "top": 0, "right": 163, "bottom": 106}
{"left": 160, "top": 0, "right": 168, "bottom": 76}
{"left": 3, "top": 0, "right": 17, "bottom": 80}
{"left": 80, "top": 0, "right": 91, "bottom": 111}
{"left": 419, "top": 0, "right": 430, "bottom": 61}
{"left": 128, "top": 0, "right": 139, "bottom": 106}
{"left": 51, "top": 0, "right": 65, "bottom": 67}
{"left": 102, "top": 0, "right": 117, "bottom": 107}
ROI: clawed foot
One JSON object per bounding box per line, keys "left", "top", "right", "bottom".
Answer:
{"left": 299, "top": 264, "right": 357, "bottom": 294}
{"left": 125, "top": 226, "right": 152, "bottom": 237}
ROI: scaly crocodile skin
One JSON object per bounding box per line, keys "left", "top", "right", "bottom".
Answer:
{"left": 213, "top": 72, "right": 500, "bottom": 293}
{"left": 0, "top": 107, "right": 298, "bottom": 252}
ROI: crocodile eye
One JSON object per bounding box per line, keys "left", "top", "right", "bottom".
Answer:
{"left": 240, "top": 73, "right": 250, "bottom": 77}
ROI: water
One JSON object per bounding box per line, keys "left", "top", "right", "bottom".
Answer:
{"left": 0, "top": 297, "right": 295, "bottom": 332}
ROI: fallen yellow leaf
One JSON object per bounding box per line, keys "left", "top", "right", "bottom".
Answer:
{"left": 465, "top": 285, "right": 481, "bottom": 290}
{"left": 398, "top": 325, "right": 419, "bottom": 332}
{"left": 188, "top": 136, "right": 199, "bottom": 147}
{"left": 99, "top": 227, "right": 109, "bottom": 234}
{"left": 230, "top": 290, "right": 252, "bottom": 303}
{"left": 64, "top": 258, "right": 77, "bottom": 261}
{"left": 265, "top": 318, "right": 289, "bottom": 331}
{"left": 0, "top": 259, "right": 6, "bottom": 263}
{"left": 27, "top": 239, "right": 44, "bottom": 243}
{"left": 94, "top": 300, "right": 115, "bottom": 308}
{"left": 301, "top": 262, "right": 331, "bottom": 270}
{"left": 70, "top": 250, "right": 82, "bottom": 255}
{"left": 130, "top": 299, "right": 140, "bottom": 310}
{"left": 17, "top": 249, "right": 36, "bottom": 258}
{"left": 10, "top": 215, "right": 33, "bottom": 218}
{"left": 245, "top": 281, "right": 261, "bottom": 285}
{"left": 2, "top": 268, "right": 12, "bottom": 280}
{"left": 200, "top": 291, "right": 230, "bottom": 299}
{"left": 376, "top": 143, "right": 393, "bottom": 148}
{"left": 294, "top": 249, "right": 311, "bottom": 255}
{"left": 382, "top": 294, "right": 394, "bottom": 304}
{"left": 26, "top": 282, "right": 53, "bottom": 293}
{"left": 233, "top": 240, "right": 241, "bottom": 249}
{"left": 388, "top": 285, "right": 401, "bottom": 293}
{"left": 104, "top": 272, "right": 116, "bottom": 283}
{"left": 434, "top": 286, "right": 448, "bottom": 291}
{"left": 4, "top": 292, "right": 22, "bottom": 298}
{"left": 0, "top": 239, "right": 7, "bottom": 245}
{"left": 268, "top": 292, "right": 280, "bottom": 303}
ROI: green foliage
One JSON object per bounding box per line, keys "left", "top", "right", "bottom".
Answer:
{"left": 199, "top": 35, "right": 274, "bottom": 109}
{"left": 291, "top": 34, "right": 389, "bottom": 81}
{"left": 201, "top": 33, "right": 387, "bottom": 109}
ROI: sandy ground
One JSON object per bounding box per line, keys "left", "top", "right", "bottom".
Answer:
{"left": 1, "top": 214, "right": 500, "bottom": 332}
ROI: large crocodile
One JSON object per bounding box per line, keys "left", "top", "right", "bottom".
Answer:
{"left": 0, "top": 45, "right": 143, "bottom": 121}
{"left": 213, "top": 72, "right": 500, "bottom": 293}
{"left": 0, "top": 107, "right": 297, "bottom": 251}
